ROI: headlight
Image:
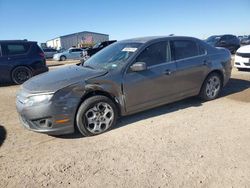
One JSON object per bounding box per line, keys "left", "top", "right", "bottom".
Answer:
{"left": 18, "top": 93, "right": 53, "bottom": 107}
{"left": 53, "top": 54, "right": 59, "bottom": 58}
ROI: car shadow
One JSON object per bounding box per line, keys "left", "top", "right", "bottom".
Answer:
{"left": 221, "top": 78, "right": 250, "bottom": 97}
{"left": 55, "top": 78, "right": 250, "bottom": 139}
{"left": 47, "top": 63, "right": 64, "bottom": 67}
{"left": 0, "top": 82, "right": 15, "bottom": 87}
{"left": 0, "top": 125, "right": 7, "bottom": 147}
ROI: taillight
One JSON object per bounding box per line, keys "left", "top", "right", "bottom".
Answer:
{"left": 39, "top": 52, "right": 45, "bottom": 58}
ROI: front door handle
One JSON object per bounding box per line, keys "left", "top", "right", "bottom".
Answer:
{"left": 164, "top": 69, "right": 172, "bottom": 75}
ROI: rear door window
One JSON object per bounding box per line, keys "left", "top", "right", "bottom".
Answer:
{"left": 2, "top": 43, "right": 30, "bottom": 56}
{"left": 136, "top": 41, "right": 171, "bottom": 67}
{"left": 171, "top": 40, "right": 199, "bottom": 60}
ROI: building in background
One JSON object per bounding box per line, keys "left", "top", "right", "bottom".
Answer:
{"left": 46, "top": 31, "right": 109, "bottom": 50}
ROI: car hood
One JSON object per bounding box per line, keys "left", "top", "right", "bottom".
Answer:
{"left": 22, "top": 65, "right": 108, "bottom": 93}
{"left": 237, "top": 45, "right": 250, "bottom": 53}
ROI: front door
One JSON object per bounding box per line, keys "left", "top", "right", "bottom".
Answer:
{"left": 123, "top": 41, "right": 177, "bottom": 113}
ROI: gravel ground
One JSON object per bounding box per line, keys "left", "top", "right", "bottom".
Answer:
{"left": 0, "top": 64, "right": 250, "bottom": 187}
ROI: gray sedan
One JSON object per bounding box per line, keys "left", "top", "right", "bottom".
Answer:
{"left": 16, "top": 36, "right": 232, "bottom": 136}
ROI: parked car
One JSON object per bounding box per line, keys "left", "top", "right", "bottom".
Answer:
{"left": 43, "top": 48, "right": 58, "bottom": 59}
{"left": 234, "top": 44, "right": 250, "bottom": 70}
{"left": 205, "top": 34, "right": 240, "bottom": 54}
{"left": 241, "top": 35, "right": 250, "bottom": 45}
{"left": 53, "top": 48, "right": 85, "bottom": 61}
{"left": 16, "top": 36, "right": 231, "bottom": 136}
{"left": 86, "top": 40, "right": 117, "bottom": 57}
{"left": 0, "top": 40, "right": 48, "bottom": 84}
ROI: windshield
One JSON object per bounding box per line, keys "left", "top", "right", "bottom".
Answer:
{"left": 83, "top": 42, "right": 142, "bottom": 70}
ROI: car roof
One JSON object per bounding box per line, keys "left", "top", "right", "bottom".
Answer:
{"left": 0, "top": 40, "right": 36, "bottom": 43}
{"left": 120, "top": 36, "right": 200, "bottom": 44}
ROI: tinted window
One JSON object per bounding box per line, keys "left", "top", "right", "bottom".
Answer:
{"left": 136, "top": 42, "right": 170, "bottom": 67}
{"left": 171, "top": 40, "right": 199, "bottom": 60}
{"left": 71, "top": 49, "right": 82, "bottom": 52}
{"left": 2, "top": 43, "right": 30, "bottom": 56}
{"left": 36, "top": 45, "right": 44, "bottom": 54}
{"left": 199, "top": 45, "right": 206, "bottom": 55}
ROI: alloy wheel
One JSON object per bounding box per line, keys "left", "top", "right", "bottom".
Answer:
{"left": 205, "top": 76, "right": 221, "bottom": 98}
{"left": 85, "top": 102, "right": 114, "bottom": 134}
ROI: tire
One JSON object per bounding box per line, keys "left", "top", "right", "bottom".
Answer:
{"left": 199, "top": 72, "right": 222, "bottom": 101}
{"left": 60, "top": 55, "right": 66, "bottom": 61}
{"left": 11, "top": 66, "right": 32, "bottom": 84}
{"left": 76, "top": 95, "right": 118, "bottom": 137}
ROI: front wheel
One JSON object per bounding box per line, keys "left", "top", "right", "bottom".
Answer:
{"left": 199, "top": 73, "right": 222, "bottom": 101}
{"left": 60, "top": 55, "right": 66, "bottom": 61}
{"left": 76, "top": 96, "right": 118, "bottom": 137}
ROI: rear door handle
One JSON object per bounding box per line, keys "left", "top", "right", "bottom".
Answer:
{"left": 203, "top": 60, "right": 209, "bottom": 66}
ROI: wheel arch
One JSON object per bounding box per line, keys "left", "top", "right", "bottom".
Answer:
{"left": 73, "top": 89, "right": 121, "bottom": 133}
{"left": 80, "top": 90, "right": 121, "bottom": 116}
{"left": 199, "top": 69, "right": 224, "bottom": 94}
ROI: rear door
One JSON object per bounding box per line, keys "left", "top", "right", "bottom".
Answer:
{"left": 0, "top": 42, "right": 30, "bottom": 81}
{"left": 123, "top": 41, "right": 177, "bottom": 112}
{"left": 170, "top": 39, "right": 209, "bottom": 97}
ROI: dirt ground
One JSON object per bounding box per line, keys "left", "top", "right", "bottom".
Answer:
{"left": 0, "top": 62, "right": 250, "bottom": 187}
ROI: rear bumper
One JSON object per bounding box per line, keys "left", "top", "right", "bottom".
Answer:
{"left": 33, "top": 66, "right": 49, "bottom": 76}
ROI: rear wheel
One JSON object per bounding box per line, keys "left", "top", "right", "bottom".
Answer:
{"left": 199, "top": 73, "right": 222, "bottom": 101}
{"left": 11, "top": 66, "right": 32, "bottom": 84}
{"left": 76, "top": 96, "right": 118, "bottom": 137}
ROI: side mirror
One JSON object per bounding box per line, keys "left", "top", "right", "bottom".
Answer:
{"left": 69, "top": 50, "right": 72, "bottom": 53}
{"left": 130, "top": 62, "right": 147, "bottom": 72}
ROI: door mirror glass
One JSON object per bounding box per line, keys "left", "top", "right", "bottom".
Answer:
{"left": 130, "top": 62, "right": 147, "bottom": 72}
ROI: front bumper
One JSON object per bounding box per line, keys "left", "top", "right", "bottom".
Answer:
{"left": 53, "top": 56, "right": 61, "bottom": 61}
{"left": 234, "top": 55, "right": 250, "bottom": 69}
{"left": 16, "top": 94, "right": 78, "bottom": 135}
